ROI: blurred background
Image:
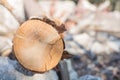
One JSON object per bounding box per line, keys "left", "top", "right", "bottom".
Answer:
{"left": 0, "top": 0, "right": 120, "bottom": 80}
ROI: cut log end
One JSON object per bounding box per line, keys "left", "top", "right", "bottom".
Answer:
{"left": 13, "top": 17, "right": 65, "bottom": 72}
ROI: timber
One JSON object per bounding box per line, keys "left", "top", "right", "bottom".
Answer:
{"left": 13, "top": 17, "right": 65, "bottom": 72}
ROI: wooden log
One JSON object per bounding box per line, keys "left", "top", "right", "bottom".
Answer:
{"left": 13, "top": 17, "right": 66, "bottom": 73}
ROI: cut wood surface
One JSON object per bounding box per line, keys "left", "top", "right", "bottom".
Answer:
{"left": 13, "top": 18, "right": 64, "bottom": 72}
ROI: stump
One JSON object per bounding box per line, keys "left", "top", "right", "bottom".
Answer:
{"left": 13, "top": 17, "right": 66, "bottom": 73}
